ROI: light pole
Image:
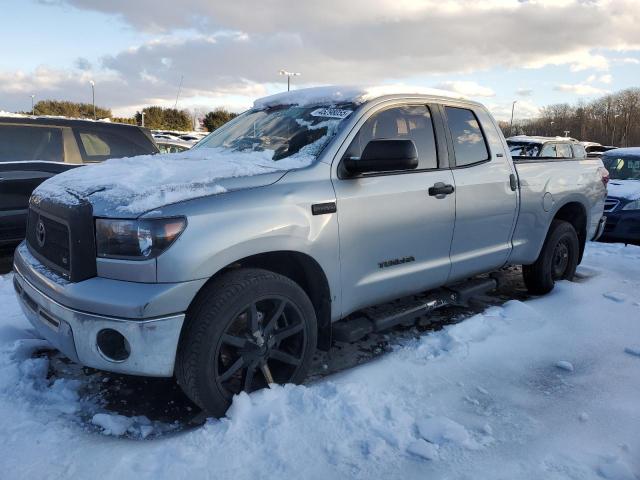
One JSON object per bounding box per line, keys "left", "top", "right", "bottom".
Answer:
{"left": 611, "top": 113, "right": 620, "bottom": 145}
{"left": 279, "top": 70, "right": 301, "bottom": 91}
{"left": 89, "top": 80, "right": 96, "bottom": 119}
{"left": 30, "top": 94, "right": 35, "bottom": 115}
{"left": 509, "top": 100, "right": 517, "bottom": 136}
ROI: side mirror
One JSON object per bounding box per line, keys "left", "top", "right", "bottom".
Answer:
{"left": 343, "top": 139, "right": 419, "bottom": 175}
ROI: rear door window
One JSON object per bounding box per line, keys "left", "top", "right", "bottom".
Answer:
{"left": 556, "top": 144, "right": 573, "bottom": 158}
{"left": 540, "top": 143, "right": 557, "bottom": 157}
{"left": 0, "top": 125, "right": 63, "bottom": 162}
{"left": 572, "top": 144, "right": 587, "bottom": 159}
{"left": 444, "top": 107, "right": 489, "bottom": 167}
{"left": 74, "top": 128, "right": 154, "bottom": 162}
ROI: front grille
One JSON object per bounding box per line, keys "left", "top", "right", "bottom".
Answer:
{"left": 26, "top": 195, "right": 97, "bottom": 283}
{"left": 26, "top": 209, "right": 71, "bottom": 276}
{"left": 604, "top": 197, "right": 620, "bottom": 212}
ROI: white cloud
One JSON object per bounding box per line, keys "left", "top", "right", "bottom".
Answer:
{"left": 516, "top": 88, "right": 533, "bottom": 96}
{"left": 586, "top": 73, "right": 613, "bottom": 84}
{"left": 554, "top": 83, "right": 608, "bottom": 96}
{"left": 599, "top": 74, "right": 613, "bottom": 84}
{"left": 433, "top": 81, "right": 495, "bottom": 97}
{"left": 486, "top": 99, "right": 540, "bottom": 122}
{"left": 5, "top": 0, "right": 639, "bottom": 113}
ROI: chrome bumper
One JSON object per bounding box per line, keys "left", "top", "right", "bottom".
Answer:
{"left": 13, "top": 268, "right": 185, "bottom": 377}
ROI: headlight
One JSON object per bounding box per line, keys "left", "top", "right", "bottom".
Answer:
{"left": 95, "top": 217, "right": 187, "bottom": 260}
{"left": 622, "top": 200, "right": 640, "bottom": 211}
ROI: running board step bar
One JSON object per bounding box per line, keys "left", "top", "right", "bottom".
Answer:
{"left": 332, "top": 277, "right": 498, "bottom": 343}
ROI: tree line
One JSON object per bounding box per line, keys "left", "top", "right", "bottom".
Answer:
{"left": 23, "top": 100, "right": 238, "bottom": 132}
{"left": 23, "top": 87, "right": 640, "bottom": 144}
{"left": 29, "top": 100, "right": 112, "bottom": 119}
{"left": 500, "top": 87, "right": 640, "bottom": 147}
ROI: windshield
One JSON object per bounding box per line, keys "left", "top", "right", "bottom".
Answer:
{"left": 507, "top": 141, "right": 541, "bottom": 157}
{"left": 603, "top": 154, "right": 640, "bottom": 180}
{"left": 195, "top": 104, "right": 355, "bottom": 162}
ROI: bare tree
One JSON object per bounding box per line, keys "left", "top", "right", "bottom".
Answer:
{"left": 502, "top": 88, "right": 640, "bottom": 146}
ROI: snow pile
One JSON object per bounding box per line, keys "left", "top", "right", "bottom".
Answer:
{"left": 34, "top": 146, "right": 311, "bottom": 215}
{"left": 92, "top": 413, "right": 155, "bottom": 438}
{"left": 607, "top": 180, "right": 640, "bottom": 201}
{"left": 254, "top": 84, "right": 468, "bottom": 109}
{"left": 0, "top": 242, "right": 639, "bottom": 479}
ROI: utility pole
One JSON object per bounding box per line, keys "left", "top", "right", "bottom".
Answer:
{"left": 141, "top": 112, "right": 145, "bottom": 127}
{"left": 509, "top": 100, "right": 517, "bottom": 136}
{"left": 279, "top": 70, "right": 301, "bottom": 91}
{"left": 30, "top": 94, "right": 35, "bottom": 115}
{"left": 174, "top": 75, "right": 184, "bottom": 109}
{"left": 89, "top": 80, "right": 96, "bottom": 119}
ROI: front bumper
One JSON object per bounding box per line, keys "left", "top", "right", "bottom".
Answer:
{"left": 11, "top": 242, "right": 205, "bottom": 377}
{"left": 600, "top": 210, "right": 640, "bottom": 244}
{"left": 592, "top": 215, "right": 607, "bottom": 241}
{"left": 13, "top": 268, "right": 185, "bottom": 376}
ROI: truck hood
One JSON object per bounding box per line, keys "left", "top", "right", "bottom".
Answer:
{"left": 33, "top": 148, "right": 313, "bottom": 217}
{"left": 607, "top": 179, "right": 640, "bottom": 201}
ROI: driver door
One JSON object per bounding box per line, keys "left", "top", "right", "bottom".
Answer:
{"left": 332, "top": 104, "right": 456, "bottom": 316}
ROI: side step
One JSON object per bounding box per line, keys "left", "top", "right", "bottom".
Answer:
{"left": 332, "top": 277, "right": 498, "bottom": 343}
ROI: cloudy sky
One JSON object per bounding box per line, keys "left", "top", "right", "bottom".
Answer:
{"left": 1, "top": 0, "right": 639, "bottom": 121}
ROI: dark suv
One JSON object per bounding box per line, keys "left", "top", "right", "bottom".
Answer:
{"left": 600, "top": 148, "right": 640, "bottom": 245}
{"left": 0, "top": 116, "right": 158, "bottom": 248}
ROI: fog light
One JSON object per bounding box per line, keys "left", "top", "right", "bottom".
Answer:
{"left": 97, "top": 329, "right": 131, "bottom": 362}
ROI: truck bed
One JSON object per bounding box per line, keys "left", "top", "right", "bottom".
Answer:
{"left": 508, "top": 157, "right": 606, "bottom": 265}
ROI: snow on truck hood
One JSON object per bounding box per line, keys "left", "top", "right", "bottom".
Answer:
{"left": 33, "top": 147, "right": 310, "bottom": 217}
{"left": 607, "top": 179, "right": 640, "bottom": 201}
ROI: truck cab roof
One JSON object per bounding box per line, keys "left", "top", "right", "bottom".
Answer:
{"left": 253, "top": 85, "right": 481, "bottom": 110}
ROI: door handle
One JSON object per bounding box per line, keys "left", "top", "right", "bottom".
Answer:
{"left": 428, "top": 182, "right": 455, "bottom": 197}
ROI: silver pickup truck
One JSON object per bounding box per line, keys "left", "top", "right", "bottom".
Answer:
{"left": 12, "top": 86, "right": 607, "bottom": 416}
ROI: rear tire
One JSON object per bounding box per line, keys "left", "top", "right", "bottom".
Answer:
{"left": 523, "top": 219, "right": 579, "bottom": 295}
{"left": 176, "top": 268, "right": 317, "bottom": 417}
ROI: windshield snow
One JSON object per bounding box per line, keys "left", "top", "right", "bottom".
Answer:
{"left": 195, "top": 104, "right": 355, "bottom": 162}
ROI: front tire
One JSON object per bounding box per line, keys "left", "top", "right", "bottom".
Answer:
{"left": 176, "top": 268, "right": 317, "bottom": 417}
{"left": 523, "top": 219, "right": 579, "bottom": 295}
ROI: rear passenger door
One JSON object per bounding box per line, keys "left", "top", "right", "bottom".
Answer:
{"left": 73, "top": 127, "right": 157, "bottom": 163}
{"left": 333, "top": 103, "right": 456, "bottom": 315}
{"left": 442, "top": 105, "right": 518, "bottom": 280}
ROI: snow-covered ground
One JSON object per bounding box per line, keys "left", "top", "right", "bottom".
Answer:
{"left": 0, "top": 241, "right": 639, "bottom": 480}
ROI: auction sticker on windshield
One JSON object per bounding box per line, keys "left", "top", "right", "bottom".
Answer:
{"left": 310, "top": 108, "right": 353, "bottom": 119}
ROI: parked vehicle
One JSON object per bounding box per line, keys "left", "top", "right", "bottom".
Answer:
{"left": 600, "top": 148, "right": 640, "bottom": 244}
{"left": 12, "top": 86, "right": 607, "bottom": 416}
{"left": 507, "top": 135, "right": 587, "bottom": 159}
{"left": 0, "top": 116, "right": 158, "bottom": 248}
{"left": 156, "top": 140, "right": 193, "bottom": 153}
{"left": 581, "top": 141, "right": 617, "bottom": 158}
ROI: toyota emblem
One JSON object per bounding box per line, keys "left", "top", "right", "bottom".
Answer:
{"left": 36, "top": 219, "right": 46, "bottom": 247}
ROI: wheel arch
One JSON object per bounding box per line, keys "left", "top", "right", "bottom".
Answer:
{"left": 552, "top": 201, "right": 588, "bottom": 263}
{"left": 186, "top": 250, "right": 333, "bottom": 351}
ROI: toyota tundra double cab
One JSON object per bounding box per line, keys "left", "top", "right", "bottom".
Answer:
{"left": 12, "top": 86, "right": 608, "bottom": 416}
